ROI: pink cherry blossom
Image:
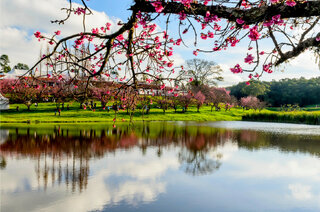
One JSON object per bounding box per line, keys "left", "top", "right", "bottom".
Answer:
{"left": 193, "top": 50, "right": 198, "bottom": 56}
{"left": 236, "top": 19, "right": 244, "bottom": 25}
{"left": 230, "top": 64, "right": 243, "bottom": 74}
{"left": 271, "top": 0, "right": 280, "bottom": 4}
{"left": 285, "top": 0, "right": 296, "bottom": 7}
{"left": 200, "top": 33, "right": 208, "bottom": 40}
{"left": 151, "top": 2, "right": 164, "bottom": 13}
{"left": 244, "top": 54, "right": 254, "bottom": 64}
{"left": 34, "top": 31, "right": 42, "bottom": 38}
{"left": 248, "top": 26, "right": 260, "bottom": 41}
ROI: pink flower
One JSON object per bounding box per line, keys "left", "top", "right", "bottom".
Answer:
{"left": 285, "top": 0, "right": 296, "bottom": 7}
{"left": 106, "top": 22, "right": 111, "bottom": 30}
{"left": 176, "top": 38, "right": 182, "bottom": 45}
{"left": 117, "top": 34, "right": 124, "bottom": 41}
{"left": 244, "top": 54, "right": 254, "bottom": 64}
{"left": 193, "top": 50, "right": 198, "bottom": 56}
{"left": 242, "top": 24, "right": 249, "bottom": 29}
{"left": 271, "top": 0, "right": 280, "bottom": 3}
{"left": 230, "top": 64, "right": 243, "bottom": 74}
{"left": 74, "top": 7, "right": 85, "bottom": 15}
{"left": 248, "top": 26, "right": 260, "bottom": 41}
{"left": 92, "top": 28, "right": 99, "bottom": 34}
{"left": 189, "top": 78, "right": 194, "bottom": 82}
{"left": 151, "top": 2, "right": 164, "bottom": 13}
{"left": 236, "top": 19, "right": 244, "bottom": 25}
{"left": 246, "top": 81, "right": 250, "bottom": 85}
{"left": 316, "top": 37, "right": 320, "bottom": 41}
{"left": 208, "top": 31, "right": 214, "bottom": 38}
{"left": 167, "top": 62, "right": 174, "bottom": 68}
{"left": 55, "top": 30, "right": 61, "bottom": 35}
{"left": 259, "top": 51, "right": 265, "bottom": 55}
{"left": 263, "top": 64, "right": 273, "bottom": 73}
{"left": 179, "top": 11, "right": 186, "bottom": 20}
{"left": 34, "top": 31, "right": 42, "bottom": 38}
{"left": 200, "top": 33, "right": 207, "bottom": 40}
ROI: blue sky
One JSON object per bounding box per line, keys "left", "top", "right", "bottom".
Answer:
{"left": 0, "top": 0, "right": 319, "bottom": 86}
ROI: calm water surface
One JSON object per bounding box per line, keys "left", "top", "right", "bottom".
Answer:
{"left": 1, "top": 121, "right": 320, "bottom": 212}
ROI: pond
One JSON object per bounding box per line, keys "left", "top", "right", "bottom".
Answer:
{"left": 1, "top": 121, "right": 320, "bottom": 212}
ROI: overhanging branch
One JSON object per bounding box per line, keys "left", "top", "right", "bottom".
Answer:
{"left": 131, "top": 0, "right": 320, "bottom": 25}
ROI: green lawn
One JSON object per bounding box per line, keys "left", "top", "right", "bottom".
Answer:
{"left": 2, "top": 102, "right": 319, "bottom": 125}
{"left": 0, "top": 102, "right": 250, "bottom": 123}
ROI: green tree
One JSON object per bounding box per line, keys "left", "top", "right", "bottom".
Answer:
{"left": 241, "top": 80, "right": 269, "bottom": 97}
{"left": 14, "top": 63, "right": 29, "bottom": 70}
{"left": 0, "top": 54, "right": 11, "bottom": 74}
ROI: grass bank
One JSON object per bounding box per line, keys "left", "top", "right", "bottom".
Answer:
{"left": 243, "top": 111, "right": 320, "bottom": 125}
{"left": 0, "top": 102, "right": 248, "bottom": 123}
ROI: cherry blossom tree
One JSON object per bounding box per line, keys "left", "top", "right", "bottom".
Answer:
{"left": 91, "top": 86, "right": 111, "bottom": 109}
{"left": 22, "top": 0, "right": 319, "bottom": 98}
{"left": 157, "top": 96, "right": 171, "bottom": 114}
{"left": 0, "top": 79, "right": 43, "bottom": 110}
{"left": 194, "top": 91, "right": 206, "bottom": 112}
{"left": 178, "top": 93, "right": 194, "bottom": 112}
{"left": 50, "top": 79, "right": 72, "bottom": 109}
{"left": 208, "top": 87, "right": 231, "bottom": 111}
{"left": 240, "top": 95, "right": 265, "bottom": 110}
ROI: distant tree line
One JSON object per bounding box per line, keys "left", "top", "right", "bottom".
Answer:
{"left": 229, "top": 77, "right": 320, "bottom": 107}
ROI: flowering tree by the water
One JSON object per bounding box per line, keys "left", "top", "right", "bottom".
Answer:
{"left": 240, "top": 95, "right": 265, "bottom": 110}
{"left": 91, "top": 86, "right": 111, "bottom": 108}
{"left": 0, "top": 79, "right": 44, "bottom": 110}
{"left": 194, "top": 91, "right": 206, "bottom": 112}
{"left": 178, "top": 93, "right": 194, "bottom": 112}
{"left": 50, "top": 80, "right": 72, "bottom": 109}
{"left": 208, "top": 87, "right": 231, "bottom": 111}
{"left": 22, "top": 0, "right": 320, "bottom": 95}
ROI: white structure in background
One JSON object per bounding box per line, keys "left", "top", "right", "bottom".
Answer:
{"left": 2, "top": 68, "right": 29, "bottom": 79}
{"left": 0, "top": 93, "right": 9, "bottom": 110}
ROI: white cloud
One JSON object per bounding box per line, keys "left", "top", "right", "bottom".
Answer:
{"left": 0, "top": 0, "right": 118, "bottom": 68}
{"left": 1, "top": 148, "right": 179, "bottom": 212}
{"left": 288, "top": 184, "right": 313, "bottom": 201}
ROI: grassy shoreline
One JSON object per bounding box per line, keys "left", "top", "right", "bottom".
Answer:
{"left": 243, "top": 111, "right": 320, "bottom": 125}
{"left": 0, "top": 102, "right": 247, "bottom": 123}
{"left": 1, "top": 102, "right": 319, "bottom": 125}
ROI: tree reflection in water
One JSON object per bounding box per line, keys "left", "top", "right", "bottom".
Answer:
{"left": 1, "top": 122, "right": 320, "bottom": 193}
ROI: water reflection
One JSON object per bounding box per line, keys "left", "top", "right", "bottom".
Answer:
{"left": 1, "top": 122, "right": 320, "bottom": 212}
